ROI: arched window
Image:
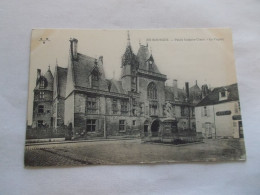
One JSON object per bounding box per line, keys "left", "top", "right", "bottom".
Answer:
{"left": 147, "top": 82, "right": 157, "bottom": 99}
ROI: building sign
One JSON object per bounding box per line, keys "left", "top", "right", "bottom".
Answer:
{"left": 232, "top": 115, "right": 241, "bottom": 120}
{"left": 216, "top": 110, "right": 231, "bottom": 116}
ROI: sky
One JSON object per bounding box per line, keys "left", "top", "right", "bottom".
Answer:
{"left": 27, "top": 29, "right": 237, "bottom": 124}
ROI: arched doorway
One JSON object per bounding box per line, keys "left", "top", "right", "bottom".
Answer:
{"left": 144, "top": 120, "right": 149, "bottom": 137}
{"left": 151, "top": 119, "right": 160, "bottom": 137}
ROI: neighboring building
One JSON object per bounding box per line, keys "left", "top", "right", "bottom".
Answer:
{"left": 195, "top": 83, "right": 243, "bottom": 139}
{"left": 32, "top": 68, "right": 54, "bottom": 128}
{"left": 31, "top": 32, "right": 207, "bottom": 139}
{"left": 164, "top": 80, "right": 202, "bottom": 132}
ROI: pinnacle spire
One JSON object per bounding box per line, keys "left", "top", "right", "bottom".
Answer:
{"left": 127, "top": 30, "right": 131, "bottom": 46}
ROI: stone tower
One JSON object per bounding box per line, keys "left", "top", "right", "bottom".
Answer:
{"left": 32, "top": 67, "right": 54, "bottom": 128}
{"left": 121, "top": 31, "right": 139, "bottom": 92}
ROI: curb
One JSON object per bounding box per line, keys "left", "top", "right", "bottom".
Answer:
{"left": 25, "top": 138, "right": 140, "bottom": 146}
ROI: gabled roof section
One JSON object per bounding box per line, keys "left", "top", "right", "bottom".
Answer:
{"left": 70, "top": 53, "right": 108, "bottom": 92}
{"left": 189, "top": 83, "right": 201, "bottom": 104}
{"left": 165, "top": 86, "right": 186, "bottom": 102}
{"left": 196, "top": 83, "right": 239, "bottom": 107}
{"left": 189, "top": 84, "right": 200, "bottom": 93}
{"left": 121, "top": 45, "right": 138, "bottom": 67}
{"left": 34, "top": 69, "right": 53, "bottom": 91}
{"left": 108, "top": 79, "right": 127, "bottom": 94}
{"left": 72, "top": 53, "right": 97, "bottom": 88}
{"left": 137, "top": 45, "right": 161, "bottom": 74}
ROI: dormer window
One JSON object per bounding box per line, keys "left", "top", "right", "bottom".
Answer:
{"left": 40, "top": 80, "right": 45, "bottom": 88}
{"left": 91, "top": 69, "right": 99, "bottom": 88}
{"left": 148, "top": 60, "right": 153, "bottom": 71}
{"left": 219, "top": 89, "right": 228, "bottom": 101}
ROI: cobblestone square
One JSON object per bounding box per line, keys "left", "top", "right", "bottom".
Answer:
{"left": 24, "top": 139, "right": 245, "bottom": 167}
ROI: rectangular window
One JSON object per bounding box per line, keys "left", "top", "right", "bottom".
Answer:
{"left": 181, "top": 106, "right": 185, "bottom": 116}
{"left": 119, "top": 120, "right": 125, "bottom": 131}
{"left": 40, "top": 80, "right": 45, "bottom": 88}
{"left": 39, "top": 91, "right": 45, "bottom": 99}
{"left": 121, "top": 100, "right": 128, "bottom": 114}
{"left": 37, "top": 120, "right": 43, "bottom": 127}
{"left": 149, "top": 104, "right": 157, "bottom": 116}
{"left": 86, "top": 97, "right": 97, "bottom": 114}
{"left": 86, "top": 119, "right": 96, "bottom": 132}
{"left": 38, "top": 105, "right": 44, "bottom": 113}
{"left": 221, "top": 91, "right": 226, "bottom": 97}
{"left": 133, "top": 98, "right": 137, "bottom": 106}
{"left": 112, "top": 99, "right": 118, "bottom": 114}
{"left": 133, "top": 120, "right": 136, "bottom": 126}
{"left": 132, "top": 109, "right": 136, "bottom": 116}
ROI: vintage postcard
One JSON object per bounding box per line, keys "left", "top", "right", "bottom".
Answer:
{"left": 25, "top": 29, "right": 246, "bottom": 167}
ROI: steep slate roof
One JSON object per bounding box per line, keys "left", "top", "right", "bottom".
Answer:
{"left": 108, "top": 79, "right": 127, "bottom": 94}
{"left": 196, "top": 83, "right": 239, "bottom": 107}
{"left": 189, "top": 84, "right": 201, "bottom": 104}
{"left": 121, "top": 44, "right": 138, "bottom": 67}
{"left": 34, "top": 69, "right": 53, "bottom": 91}
{"left": 72, "top": 53, "right": 97, "bottom": 88}
{"left": 189, "top": 84, "right": 200, "bottom": 93}
{"left": 137, "top": 45, "right": 161, "bottom": 74}
{"left": 165, "top": 86, "right": 187, "bottom": 102}
{"left": 57, "top": 66, "right": 67, "bottom": 98}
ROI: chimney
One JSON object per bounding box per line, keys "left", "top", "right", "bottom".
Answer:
{"left": 201, "top": 84, "right": 209, "bottom": 98}
{"left": 70, "top": 38, "right": 78, "bottom": 60}
{"left": 185, "top": 82, "right": 190, "bottom": 101}
{"left": 36, "top": 69, "right": 41, "bottom": 85}
{"left": 173, "top": 79, "right": 178, "bottom": 100}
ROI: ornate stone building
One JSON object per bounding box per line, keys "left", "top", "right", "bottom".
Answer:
{"left": 32, "top": 32, "right": 207, "bottom": 139}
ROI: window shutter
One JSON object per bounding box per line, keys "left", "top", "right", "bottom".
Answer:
{"left": 201, "top": 107, "right": 204, "bottom": 117}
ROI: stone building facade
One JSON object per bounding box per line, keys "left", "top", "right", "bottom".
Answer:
{"left": 195, "top": 83, "right": 243, "bottom": 138}
{"left": 32, "top": 32, "right": 207, "bottom": 139}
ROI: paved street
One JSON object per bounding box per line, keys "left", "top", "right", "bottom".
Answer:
{"left": 24, "top": 139, "right": 246, "bottom": 167}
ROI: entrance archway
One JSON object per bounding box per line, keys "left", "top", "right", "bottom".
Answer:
{"left": 151, "top": 119, "right": 160, "bottom": 137}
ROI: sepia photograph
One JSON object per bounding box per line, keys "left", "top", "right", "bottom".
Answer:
{"left": 24, "top": 29, "right": 246, "bottom": 167}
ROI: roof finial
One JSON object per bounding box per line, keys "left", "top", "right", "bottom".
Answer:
{"left": 127, "top": 30, "right": 130, "bottom": 46}
{"left": 48, "top": 65, "right": 50, "bottom": 70}
{"left": 56, "top": 58, "right": 58, "bottom": 66}
{"left": 113, "top": 70, "right": 115, "bottom": 79}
